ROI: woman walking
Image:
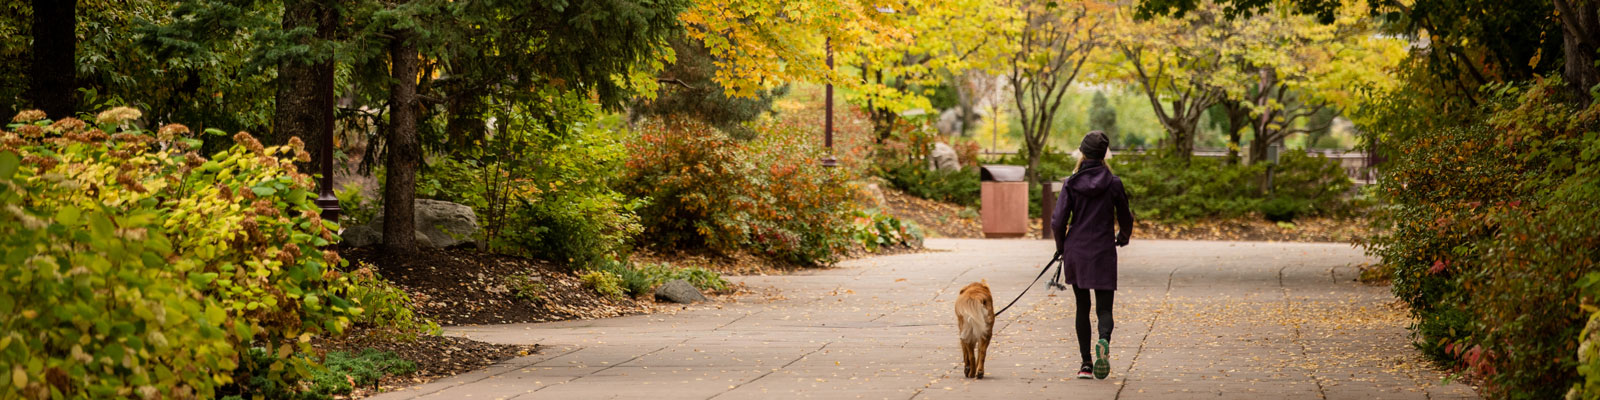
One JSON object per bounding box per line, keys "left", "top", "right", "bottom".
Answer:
{"left": 1049, "top": 131, "right": 1134, "bottom": 380}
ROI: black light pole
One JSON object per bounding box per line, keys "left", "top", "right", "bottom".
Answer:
{"left": 822, "top": 37, "right": 838, "bottom": 168}
{"left": 314, "top": 71, "right": 342, "bottom": 233}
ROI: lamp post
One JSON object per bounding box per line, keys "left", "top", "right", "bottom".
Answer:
{"left": 314, "top": 71, "right": 341, "bottom": 235}
{"left": 822, "top": 37, "right": 838, "bottom": 168}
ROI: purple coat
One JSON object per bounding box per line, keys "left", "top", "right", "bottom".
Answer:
{"left": 1050, "top": 159, "right": 1134, "bottom": 291}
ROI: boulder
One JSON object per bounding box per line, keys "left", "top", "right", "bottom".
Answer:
{"left": 341, "top": 199, "right": 479, "bottom": 248}
{"left": 341, "top": 225, "right": 381, "bottom": 248}
{"left": 863, "top": 183, "right": 889, "bottom": 209}
{"left": 654, "top": 279, "right": 709, "bottom": 304}
{"left": 928, "top": 142, "right": 961, "bottom": 171}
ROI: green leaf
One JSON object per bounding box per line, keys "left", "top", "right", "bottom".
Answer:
{"left": 0, "top": 152, "right": 18, "bottom": 180}
{"left": 204, "top": 128, "right": 227, "bottom": 136}
{"left": 251, "top": 186, "right": 277, "bottom": 196}
{"left": 55, "top": 206, "right": 81, "bottom": 226}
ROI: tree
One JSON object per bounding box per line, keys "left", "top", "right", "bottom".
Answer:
{"left": 629, "top": 35, "right": 790, "bottom": 140}
{"left": 26, "top": 0, "right": 75, "bottom": 118}
{"left": 1137, "top": 0, "right": 1563, "bottom": 103}
{"left": 1006, "top": 0, "right": 1104, "bottom": 189}
{"left": 340, "top": 0, "right": 687, "bottom": 256}
{"left": 1088, "top": 90, "right": 1117, "bottom": 138}
{"left": 678, "top": 0, "right": 901, "bottom": 98}
{"left": 1108, "top": 4, "right": 1226, "bottom": 163}
{"left": 272, "top": 0, "right": 337, "bottom": 180}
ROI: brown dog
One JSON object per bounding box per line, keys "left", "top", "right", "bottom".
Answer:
{"left": 955, "top": 282, "right": 996, "bottom": 379}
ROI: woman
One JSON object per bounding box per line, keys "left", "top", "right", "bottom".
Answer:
{"left": 1049, "top": 131, "right": 1134, "bottom": 380}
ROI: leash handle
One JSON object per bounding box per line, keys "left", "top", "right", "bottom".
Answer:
{"left": 994, "top": 250, "right": 1062, "bottom": 317}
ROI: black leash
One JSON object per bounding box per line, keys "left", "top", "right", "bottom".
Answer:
{"left": 994, "top": 250, "right": 1063, "bottom": 317}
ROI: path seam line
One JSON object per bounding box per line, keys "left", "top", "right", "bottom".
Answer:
{"left": 706, "top": 342, "right": 832, "bottom": 399}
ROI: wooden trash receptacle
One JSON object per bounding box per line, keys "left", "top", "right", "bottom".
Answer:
{"left": 979, "top": 165, "right": 1028, "bottom": 238}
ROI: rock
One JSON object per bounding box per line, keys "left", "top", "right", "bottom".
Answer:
{"left": 342, "top": 199, "right": 480, "bottom": 248}
{"left": 654, "top": 279, "right": 708, "bottom": 304}
{"left": 936, "top": 108, "right": 982, "bottom": 136}
{"left": 928, "top": 142, "right": 961, "bottom": 171}
{"left": 863, "top": 183, "right": 889, "bottom": 209}
{"left": 413, "top": 199, "right": 479, "bottom": 248}
{"left": 342, "top": 224, "right": 381, "bottom": 248}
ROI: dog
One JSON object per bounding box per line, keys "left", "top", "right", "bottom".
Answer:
{"left": 955, "top": 281, "right": 996, "bottom": 379}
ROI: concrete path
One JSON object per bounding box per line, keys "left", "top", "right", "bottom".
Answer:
{"left": 372, "top": 239, "right": 1478, "bottom": 399}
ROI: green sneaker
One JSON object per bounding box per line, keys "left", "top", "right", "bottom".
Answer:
{"left": 1093, "top": 338, "right": 1110, "bottom": 379}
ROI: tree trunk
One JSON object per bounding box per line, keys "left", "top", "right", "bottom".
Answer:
{"left": 28, "top": 0, "right": 77, "bottom": 118}
{"left": 274, "top": 0, "right": 335, "bottom": 157}
{"left": 1219, "top": 99, "right": 1250, "bottom": 164}
{"left": 955, "top": 72, "right": 977, "bottom": 137}
{"left": 382, "top": 30, "right": 421, "bottom": 255}
{"left": 1169, "top": 124, "right": 1194, "bottom": 162}
{"left": 1558, "top": 0, "right": 1600, "bottom": 97}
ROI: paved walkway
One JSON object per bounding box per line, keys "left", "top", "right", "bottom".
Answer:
{"left": 372, "top": 239, "right": 1478, "bottom": 399}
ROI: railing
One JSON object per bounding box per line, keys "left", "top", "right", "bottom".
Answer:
{"left": 977, "top": 148, "right": 1377, "bottom": 185}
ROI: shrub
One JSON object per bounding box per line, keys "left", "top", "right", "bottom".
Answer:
{"left": 342, "top": 264, "right": 439, "bottom": 339}
{"left": 634, "top": 262, "right": 730, "bottom": 292}
{"left": 1258, "top": 197, "right": 1308, "bottom": 222}
{"left": 505, "top": 273, "right": 548, "bottom": 303}
{"left": 872, "top": 129, "right": 980, "bottom": 206}
{"left": 850, "top": 208, "right": 924, "bottom": 251}
{"left": 1111, "top": 154, "right": 1266, "bottom": 222}
{"left": 1110, "top": 152, "right": 1351, "bottom": 223}
{"left": 0, "top": 109, "right": 364, "bottom": 397}
{"left": 1270, "top": 150, "right": 1353, "bottom": 216}
{"left": 595, "top": 260, "right": 732, "bottom": 297}
{"left": 420, "top": 104, "right": 641, "bottom": 268}
{"left": 579, "top": 271, "right": 626, "bottom": 300}
{"left": 305, "top": 349, "right": 417, "bottom": 400}
{"left": 1364, "top": 79, "right": 1600, "bottom": 398}
{"left": 1568, "top": 297, "right": 1600, "bottom": 400}
{"left": 621, "top": 119, "right": 854, "bottom": 265}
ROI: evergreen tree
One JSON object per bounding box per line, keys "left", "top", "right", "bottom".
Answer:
{"left": 1088, "top": 91, "right": 1118, "bottom": 140}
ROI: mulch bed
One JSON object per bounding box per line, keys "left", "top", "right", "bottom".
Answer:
{"left": 342, "top": 247, "right": 650, "bottom": 325}
{"left": 315, "top": 332, "right": 535, "bottom": 398}
{"left": 879, "top": 186, "right": 982, "bottom": 238}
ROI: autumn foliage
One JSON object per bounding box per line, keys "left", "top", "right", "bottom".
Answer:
{"left": 622, "top": 119, "right": 890, "bottom": 266}
{"left": 1363, "top": 79, "right": 1600, "bottom": 399}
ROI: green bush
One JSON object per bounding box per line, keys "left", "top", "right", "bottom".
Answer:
{"left": 342, "top": 264, "right": 440, "bottom": 339}
{"left": 1259, "top": 197, "right": 1308, "bottom": 222}
{"left": 506, "top": 273, "right": 548, "bottom": 303}
{"left": 0, "top": 109, "right": 366, "bottom": 397}
{"left": 1109, "top": 152, "right": 1351, "bottom": 223}
{"left": 1364, "top": 79, "right": 1600, "bottom": 398}
{"left": 1271, "top": 151, "right": 1353, "bottom": 216}
{"left": 850, "top": 208, "right": 924, "bottom": 251}
{"left": 1111, "top": 154, "right": 1266, "bottom": 222}
{"left": 595, "top": 260, "right": 732, "bottom": 297}
{"left": 876, "top": 161, "right": 979, "bottom": 206}
{"left": 1567, "top": 297, "right": 1600, "bottom": 400}
{"left": 579, "top": 271, "right": 626, "bottom": 300}
{"left": 621, "top": 119, "right": 854, "bottom": 265}
{"left": 419, "top": 104, "right": 641, "bottom": 268}
{"left": 305, "top": 349, "right": 417, "bottom": 400}
{"left": 872, "top": 131, "right": 980, "bottom": 206}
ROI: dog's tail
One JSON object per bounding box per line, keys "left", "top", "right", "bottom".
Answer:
{"left": 956, "top": 296, "right": 992, "bottom": 342}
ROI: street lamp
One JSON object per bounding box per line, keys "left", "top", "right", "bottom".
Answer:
{"left": 314, "top": 73, "right": 341, "bottom": 236}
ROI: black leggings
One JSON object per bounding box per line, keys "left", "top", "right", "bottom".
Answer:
{"left": 1073, "top": 287, "right": 1114, "bottom": 364}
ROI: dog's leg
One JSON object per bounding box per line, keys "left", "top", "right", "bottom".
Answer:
{"left": 961, "top": 339, "right": 974, "bottom": 378}
{"left": 976, "top": 335, "right": 991, "bottom": 379}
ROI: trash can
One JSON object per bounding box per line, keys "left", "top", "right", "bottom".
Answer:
{"left": 1041, "top": 181, "right": 1063, "bottom": 240}
{"left": 979, "top": 165, "right": 1028, "bottom": 238}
